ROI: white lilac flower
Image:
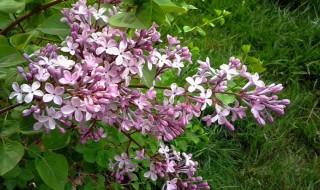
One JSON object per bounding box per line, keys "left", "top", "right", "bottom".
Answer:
{"left": 20, "top": 81, "right": 44, "bottom": 103}
{"left": 9, "top": 82, "right": 24, "bottom": 103}
{"left": 186, "top": 77, "right": 204, "bottom": 92}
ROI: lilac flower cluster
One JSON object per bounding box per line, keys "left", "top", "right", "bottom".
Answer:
{"left": 110, "top": 144, "right": 209, "bottom": 190}
{"left": 7, "top": 0, "right": 290, "bottom": 189}
{"left": 193, "top": 57, "right": 290, "bottom": 130}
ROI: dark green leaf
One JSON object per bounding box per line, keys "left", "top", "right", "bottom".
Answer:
{"left": 141, "top": 64, "right": 156, "bottom": 88}
{"left": 2, "top": 165, "right": 21, "bottom": 179}
{"left": 136, "top": 0, "right": 152, "bottom": 27}
{"left": 0, "top": 35, "right": 9, "bottom": 45}
{"left": 42, "top": 130, "right": 71, "bottom": 150}
{"left": 0, "top": 140, "right": 24, "bottom": 175}
{"left": 0, "top": 0, "right": 26, "bottom": 13}
{"left": 96, "top": 150, "right": 116, "bottom": 168}
{"left": 136, "top": 0, "right": 166, "bottom": 27}
{"left": 0, "top": 13, "right": 12, "bottom": 29}
{"left": 151, "top": 2, "right": 166, "bottom": 24}
{"left": 0, "top": 120, "right": 20, "bottom": 137}
{"left": 10, "top": 30, "right": 38, "bottom": 50}
{"left": 0, "top": 45, "right": 26, "bottom": 68}
{"left": 37, "top": 13, "right": 70, "bottom": 37}
{"left": 109, "top": 12, "right": 146, "bottom": 29}
{"left": 36, "top": 151, "right": 68, "bottom": 190}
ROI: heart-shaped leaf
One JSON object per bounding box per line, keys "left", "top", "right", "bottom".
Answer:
{"left": 36, "top": 151, "right": 68, "bottom": 190}
{"left": 0, "top": 141, "right": 24, "bottom": 175}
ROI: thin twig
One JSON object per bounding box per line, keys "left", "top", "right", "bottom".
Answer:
{"left": 0, "top": 102, "right": 26, "bottom": 115}
{"left": 0, "top": 0, "right": 68, "bottom": 35}
{"left": 37, "top": 36, "right": 61, "bottom": 43}
{"left": 13, "top": 14, "right": 25, "bottom": 33}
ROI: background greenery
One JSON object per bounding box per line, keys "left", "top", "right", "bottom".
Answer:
{"left": 171, "top": 0, "right": 320, "bottom": 189}
{"left": 0, "top": 0, "right": 319, "bottom": 189}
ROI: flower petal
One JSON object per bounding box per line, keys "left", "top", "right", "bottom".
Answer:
{"left": 61, "top": 105, "right": 75, "bottom": 114}
{"left": 53, "top": 96, "right": 62, "bottom": 105}
{"left": 45, "top": 83, "right": 55, "bottom": 94}
{"left": 185, "top": 77, "right": 194, "bottom": 85}
{"left": 12, "top": 82, "right": 20, "bottom": 92}
{"left": 34, "top": 122, "right": 43, "bottom": 130}
{"left": 106, "top": 47, "right": 119, "bottom": 55}
{"left": 24, "top": 93, "right": 33, "bottom": 103}
{"left": 31, "top": 81, "right": 41, "bottom": 90}
{"left": 75, "top": 109, "right": 83, "bottom": 121}
{"left": 21, "top": 84, "right": 31, "bottom": 93}
{"left": 55, "top": 87, "right": 64, "bottom": 95}
{"left": 43, "top": 94, "right": 54, "bottom": 102}
{"left": 33, "top": 90, "right": 44, "bottom": 97}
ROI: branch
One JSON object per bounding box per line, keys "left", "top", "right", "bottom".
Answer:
{"left": 0, "top": 102, "right": 26, "bottom": 115}
{"left": 0, "top": 0, "right": 68, "bottom": 35}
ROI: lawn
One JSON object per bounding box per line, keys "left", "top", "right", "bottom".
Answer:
{"left": 172, "top": 0, "right": 320, "bottom": 189}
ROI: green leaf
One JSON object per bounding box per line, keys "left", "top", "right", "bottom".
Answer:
{"left": 132, "top": 182, "right": 139, "bottom": 189}
{"left": 2, "top": 164, "right": 21, "bottom": 179}
{"left": 183, "top": 26, "right": 195, "bottom": 33}
{"left": 36, "top": 151, "right": 68, "bottom": 190}
{"left": 153, "top": 0, "right": 186, "bottom": 14}
{"left": 219, "top": 17, "right": 225, "bottom": 25}
{"left": 186, "top": 132, "right": 200, "bottom": 144}
{"left": 246, "top": 56, "right": 266, "bottom": 73}
{"left": 252, "top": 62, "right": 266, "bottom": 73}
{"left": 214, "top": 9, "right": 222, "bottom": 16}
{"left": 141, "top": 64, "right": 156, "bottom": 88}
{"left": 42, "top": 130, "right": 71, "bottom": 150}
{"left": 135, "top": 0, "right": 152, "bottom": 27}
{"left": 83, "top": 147, "right": 98, "bottom": 163}
{"left": 197, "top": 27, "right": 206, "bottom": 36}
{"left": 0, "top": 12, "right": 12, "bottom": 30}
{"left": 216, "top": 93, "right": 236, "bottom": 105}
{"left": 136, "top": 0, "right": 166, "bottom": 27}
{"left": 96, "top": 150, "right": 116, "bottom": 168}
{"left": 222, "top": 10, "right": 231, "bottom": 16}
{"left": 0, "top": 45, "right": 26, "bottom": 68}
{"left": 0, "top": 140, "right": 24, "bottom": 175}
{"left": 242, "top": 44, "right": 251, "bottom": 54}
{"left": 37, "top": 13, "right": 70, "bottom": 37}
{"left": 0, "top": 120, "right": 20, "bottom": 137}
{"left": 109, "top": 12, "right": 146, "bottom": 29}
{"left": 0, "top": 35, "right": 9, "bottom": 45}
{"left": 152, "top": 2, "right": 166, "bottom": 24}
{"left": 0, "top": 0, "right": 26, "bottom": 13}
{"left": 10, "top": 30, "right": 39, "bottom": 50}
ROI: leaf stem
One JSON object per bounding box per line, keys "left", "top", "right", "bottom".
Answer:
{"left": 12, "top": 14, "right": 25, "bottom": 33}
{"left": 0, "top": 0, "right": 68, "bottom": 35}
{"left": 0, "top": 102, "right": 26, "bottom": 115}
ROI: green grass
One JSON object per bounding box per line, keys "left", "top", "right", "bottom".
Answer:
{"left": 170, "top": 0, "right": 320, "bottom": 189}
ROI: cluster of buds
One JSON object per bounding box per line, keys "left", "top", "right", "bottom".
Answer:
{"left": 8, "top": 0, "right": 289, "bottom": 189}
